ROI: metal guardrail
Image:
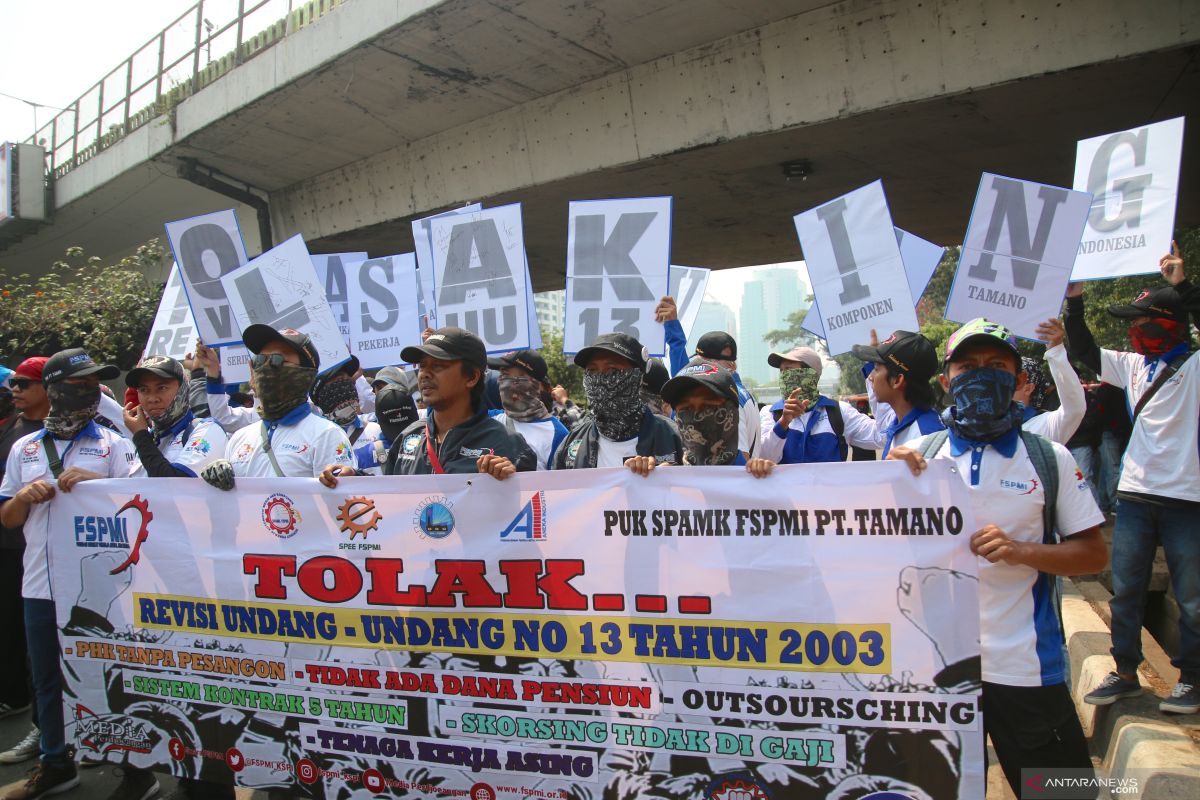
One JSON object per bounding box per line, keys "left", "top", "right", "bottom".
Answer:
{"left": 25, "top": 0, "right": 349, "bottom": 180}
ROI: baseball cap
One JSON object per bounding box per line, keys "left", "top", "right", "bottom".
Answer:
{"left": 371, "top": 366, "right": 408, "bottom": 389}
{"left": 768, "top": 346, "right": 822, "bottom": 377}
{"left": 851, "top": 331, "right": 938, "bottom": 381}
{"left": 42, "top": 348, "right": 119, "bottom": 383}
{"left": 13, "top": 357, "right": 48, "bottom": 382}
{"left": 401, "top": 327, "right": 487, "bottom": 370}
{"left": 643, "top": 359, "right": 670, "bottom": 395}
{"left": 943, "top": 318, "right": 1020, "bottom": 363}
{"left": 661, "top": 362, "right": 740, "bottom": 407}
{"left": 312, "top": 355, "right": 361, "bottom": 398}
{"left": 125, "top": 355, "right": 187, "bottom": 388}
{"left": 374, "top": 385, "right": 420, "bottom": 433}
{"left": 695, "top": 331, "right": 737, "bottom": 361}
{"left": 242, "top": 325, "right": 321, "bottom": 370}
{"left": 1107, "top": 286, "right": 1185, "bottom": 322}
{"left": 487, "top": 350, "right": 550, "bottom": 384}
{"left": 573, "top": 333, "right": 648, "bottom": 371}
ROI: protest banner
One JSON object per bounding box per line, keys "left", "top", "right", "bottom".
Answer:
{"left": 430, "top": 203, "right": 532, "bottom": 353}
{"left": 346, "top": 253, "right": 421, "bottom": 370}
{"left": 565, "top": 197, "right": 672, "bottom": 356}
{"left": 312, "top": 252, "right": 368, "bottom": 343}
{"left": 794, "top": 182, "right": 918, "bottom": 356}
{"left": 413, "top": 204, "right": 482, "bottom": 323}
{"left": 946, "top": 174, "right": 1091, "bottom": 339}
{"left": 50, "top": 461, "right": 983, "bottom": 799}
{"left": 164, "top": 210, "right": 250, "bottom": 347}
{"left": 668, "top": 265, "right": 711, "bottom": 340}
{"left": 803, "top": 228, "right": 944, "bottom": 341}
{"left": 220, "top": 235, "right": 351, "bottom": 372}
{"left": 1072, "top": 116, "right": 1185, "bottom": 280}
{"left": 143, "top": 264, "right": 251, "bottom": 385}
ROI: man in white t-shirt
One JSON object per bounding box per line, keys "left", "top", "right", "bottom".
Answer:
{"left": 889, "top": 318, "right": 1106, "bottom": 796}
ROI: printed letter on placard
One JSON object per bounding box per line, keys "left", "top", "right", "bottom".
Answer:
{"left": 668, "top": 266, "right": 711, "bottom": 341}
{"left": 412, "top": 204, "right": 481, "bottom": 323}
{"left": 312, "top": 253, "right": 366, "bottom": 344}
{"left": 347, "top": 254, "right": 420, "bottom": 370}
{"left": 164, "top": 210, "right": 249, "bottom": 346}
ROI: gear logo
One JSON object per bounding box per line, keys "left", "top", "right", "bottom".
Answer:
{"left": 706, "top": 774, "right": 771, "bottom": 800}
{"left": 338, "top": 496, "right": 382, "bottom": 539}
{"left": 262, "top": 493, "right": 301, "bottom": 538}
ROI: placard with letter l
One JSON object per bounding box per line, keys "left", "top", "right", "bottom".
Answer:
{"left": 565, "top": 197, "right": 671, "bottom": 356}
{"left": 945, "top": 173, "right": 1091, "bottom": 339}
{"left": 1072, "top": 116, "right": 1184, "bottom": 280}
{"left": 793, "top": 181, "right": 917, "bottom": 356}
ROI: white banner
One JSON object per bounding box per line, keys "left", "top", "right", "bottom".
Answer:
{"left": 412, "top": 204, "right": 482, "bottom": 324}
{"left": 946, "top": 174, "right": 1092, "bottom": 339}
{"left": 1072, "top": 116, "right": 1185, "bottom": 280}
{"left": 668, "top": 265, "right": 711, "bottom": 341}
{"left": 164, "top": 210, "right": 251, "bottom": 347}
{"left": 803, "top": 227, "right": 944, "bottom": 340}
{"left": 794, "top": 182, "right": 918, "bottom": 356}
{"left": 48, "top": 461, "right": 982, "bottom": 798}
{"left": 346, "top": 254, "right": 421, "bottom": 370}
{"left": 565, "top": 197, "right": 672, "bottom": 356}
{"left": 220, "top": 235, "right": 351, "bottom": 372}
{"left": 430, "top": 203, "right": 531, "bottom": 353}
{"left": 311, "top": 252, "right": 368, "bottom": 344}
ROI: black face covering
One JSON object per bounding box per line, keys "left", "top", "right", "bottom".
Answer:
{"left": 583, "top": 369, "right": 644, "bottom": 441}
{"left": 313, "top": 378, "right": 361, "bottom": 424}
{"left": 44, "top": 381, "right": 100, "bottom": 439}
{"left": 375, "top": 386, "right": 419, "bottom": 443}
{"left": 943, "top": 367, "right": 1023, "bottom": 442}
{"left": 677, "top": 403, "right": 739, "bottom": 465}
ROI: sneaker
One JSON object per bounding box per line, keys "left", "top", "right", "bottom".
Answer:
{"left": 1159, "top": 681, "right": 1200, "bottom": 714}
{"left": 104, "top": 767, "right": 159, "bottom": 800}
{"left": 1083, "top": 671, "right": 1142, "bottom": 705}
{"left": 1, "top": 761, "right": 79, "bottom": 799}
{"left": 0, "top": 701, "right": 31, "bottom": 720}
{"left": 0, "top": 728, "right": 41, "bottom": 765}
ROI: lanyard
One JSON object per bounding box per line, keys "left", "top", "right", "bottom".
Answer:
{"left": 424, "top": 430, "right": 446, "bottom": 475}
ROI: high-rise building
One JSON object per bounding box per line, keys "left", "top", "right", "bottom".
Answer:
{"left": 686, "top": 298, "right": 738, "bottom": 355}
{"left": 533, "top": 290, "right": 565, "bottom": 336}
{"left": 738, "top": 267, "right": 811, "bottom": 385}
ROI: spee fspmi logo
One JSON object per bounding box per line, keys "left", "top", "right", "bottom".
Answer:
{"left": 500, "top": 491, "right": 546, "bottom": 541}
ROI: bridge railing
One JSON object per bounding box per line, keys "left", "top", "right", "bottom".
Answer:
{"left": 26, "top": 0, "right": 349, "bottom": 181}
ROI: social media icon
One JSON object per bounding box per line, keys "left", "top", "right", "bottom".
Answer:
{"left": 226, "top": 747, "right": 245, "bottom": 773}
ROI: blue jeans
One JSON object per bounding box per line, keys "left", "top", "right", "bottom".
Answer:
{"left": 1109, "top": 498, "right": 1200, "bottom": 682}
{"left": 1069, "top": 444, "right": 1101, "bottom": 509}
{"left": 24, "top": 598, "right": 68, "bottom": 767}
{"left": 1098, "top": 432, "right": 1124, "bottom": 513}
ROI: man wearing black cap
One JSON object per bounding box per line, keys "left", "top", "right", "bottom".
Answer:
{"left": 486, "top": 351, "right": 568, "bottom": 470}
{"left": 0, "top": 349, "right": 141, "bottom": 800}
{"left": 202, "top": 326, "right": 354, "bottom": 488}
{"left": 310, "top": 356, "right": 389, "bottom": 474}
{"left": 1066, "top": 245, "right": 1200, "bottom": 715}
{"left": 553, "top": 333, "right": 682, "bottom": 470}
{"left": 851, "top": 330, "right": 943, "bottom": 457}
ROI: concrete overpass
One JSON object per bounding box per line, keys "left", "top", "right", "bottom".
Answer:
{"left": 2, "top": 0, "right": 1197, "bottom": 290}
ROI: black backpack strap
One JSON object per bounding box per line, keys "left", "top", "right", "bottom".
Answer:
{"left": 1132, "top": 350, "right": 1193, "bottom": 420}
{"left": 41, "top": 436, "right": 65, "bottom": 479}
{"left": 824, "top": 401, "right": 848, "bottom": 461}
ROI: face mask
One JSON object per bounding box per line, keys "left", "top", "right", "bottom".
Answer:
{"left": 252, "top": 362, "right": 316, "bottom": 421}
{"left": 677, "top": 403, "right": 739, "bottom": 465}
{"left": 313, "top": 378, "right": 361, "bottom": 425}
{"left": 944, "top": 367, "right": 1022, "bottom": 442}
{"left": 149, "top": 382, "right": 191, "bottom": 434}
{"left": 44, "top": 381, "right": 101, "bottom": 440}
{"left": 640, "top": 386, "right": 666, "bottom": 417}
{"left": 499, "top": 375, "right": 549, "bottom": 422}
{"left": 781, "top": 367, "right": 820, "bottom": 405}
{"left": 583, "top": 368, "right": 644, "bottom": 441}
{"left": 1128, "top": 319, "right": 1186, "bottom": 357}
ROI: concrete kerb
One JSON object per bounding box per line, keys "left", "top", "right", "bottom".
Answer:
{"left": 1062, "top": 578, "right": 1200, "bottom": 798}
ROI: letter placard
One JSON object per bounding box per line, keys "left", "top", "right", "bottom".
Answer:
{"left": 412, "top": 204, "right": 481, "bottom": 323}
{"left": 1072, "top": 117, "right": 1184, "bottom": 280}
{"left": 346, "top": 254, "right": 421, "bottom": 370}
{"left": 145, "top": 264, "right": 250, "bottom": 384}
{"left": 220, "top": 235, "right": 351, "bottom": 372}
{"left": 946, "top": 174, "right": 1091, "bottom": 338}
{"left": 668, "top": 265, "right": 711, "bottom": 340}
{"left": 164, "top": 210, "right": 250, "bottom": 346}
{"left": 794, "top": 182, "right": 917, "bottom": 355}
{"left": 565, "top": 197, "right": 671, "bottom": 356}
{"left": 312, "top": 252, "right": 367, "bottom": 344}
{"left": 430, "top": 203, "right": 531, "bottom": 353}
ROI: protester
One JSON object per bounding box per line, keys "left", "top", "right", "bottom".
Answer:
{"left": 888, "top": 317, "right": 1106, "bottom": 794}
{"left": 370, "top": 384, "right": 420, "bottom": 456}
{"left": 1066, "top": 244, "right": 1200, "bottom": 714}
{"left": 486, "top": 350, "right": 568, "bottom": 470}
{"left": 310, "top": 356, "right": 387, "bottom": 474}
{"left": 1011, "top": 319, "right": 1086, "bottom": 444}
{"left": 552, "top": 333, "right": 682, "bottom": 470}
{"left": 851, "top": 330, "right": 942, "bottom": 456}
{"left": 1065, "top": 383, "right": 1105, "bottom": 508}
{"left": 0, "top": 349, "right": 141, "bottom": 800}
{"left": 758, "top": 346, "right": 881, "bottom": 463}
{"left": 641, "top": 359, "right": 673, "bottom": 419}
{"left": 193, "top": 342, "right": 258, "bottom": 433}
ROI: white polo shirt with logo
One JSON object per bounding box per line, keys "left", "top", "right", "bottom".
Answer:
{"left": 226, "top": 410, "right": 354, "bottom": 478}
{"left": 0, "top": 422, "right": 140, "bottom": 601}
{"left": 143, "top": 415, "right": 228, "bottom": 477}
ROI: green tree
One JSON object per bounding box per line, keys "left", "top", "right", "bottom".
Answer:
{"left": 0, "top": 240, "right": 165, "bottom": 369}
{"left": 539, "top": 329, "right": 586, "bottom": 409}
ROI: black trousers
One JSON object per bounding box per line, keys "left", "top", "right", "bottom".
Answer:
{"left": 982, "top": 681, "right": 1093, "bottom": 796}
{"left": 0, "top": 548, "right": 31, "bottom": 714}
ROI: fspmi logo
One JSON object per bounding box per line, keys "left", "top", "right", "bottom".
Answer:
{"left": 74, "top": 515, "right": 130, "bottom": 549}
{"left": 500, "top": 491, "right": 546, "bottom": 541}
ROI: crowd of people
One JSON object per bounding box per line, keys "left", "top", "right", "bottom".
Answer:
{"left": 0, "top": 247, "right": 1195, "bottom": 799}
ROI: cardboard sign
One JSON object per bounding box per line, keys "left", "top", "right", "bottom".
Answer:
{"left": 430, "top": 203, "right": 531, "bottom": 353}
{"left": 793, "top": 182, "right": 917, "bottom": 356}
{"left": 1072, "top": 117, "right": 1185, "bottom": 280}
{"left": 311, "top": 252, "right": 367, "bottom": 342}
{"left": 946, "top": 173, "right": 1092, "bottom": 339}
{"left": 564, "top": 197, "right": 672, "bottom": 356}
{"left": 412, "top": 204, "right": 482, "bottom": 323}
{"left": 164, "top": 210, "right": 250, "bottom": 346}
{"left": 144, "top": 264, "right": 250, "bottom": 385}
{"left": 668, "top": 265, "right": 711, "bottom": 340}
{"left": 803, "top": 228, "right": 944, "bottom": 340}
{"left": 345, "top": 253, "right": 421, "bottom": 370}
{"left": 220, "top": 235, "right": 351, "bottom": 373}
{"left": 524, "top": 257, "right": 543, "bottom": 351}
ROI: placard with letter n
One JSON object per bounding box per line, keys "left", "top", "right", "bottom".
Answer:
{"left": 346, "top": 253, "right": 421, "bottom": 370}
{"left": 164, "top": 209, "right": 250, "bottom": 347}
{"left": 793, "top": 181, "right": 917, "bottom": 356}
{"left": 565, "top": 196, "right": 671, "bottom": 356}
{"left": 1072, "top": 116, "right": 1184, "bottom": 280}
{"left": 430, "top": 203, "right": 531, "bottom": 353}
{"left": 946, "top": 173, "right": 1091, "bottom": 339}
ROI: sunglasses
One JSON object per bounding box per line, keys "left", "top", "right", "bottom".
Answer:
{"left": 8, "top": 378, "right": 36, "bottom": 390}
{"left": 250, "top": 353, "right": 290, "bottom": 369}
